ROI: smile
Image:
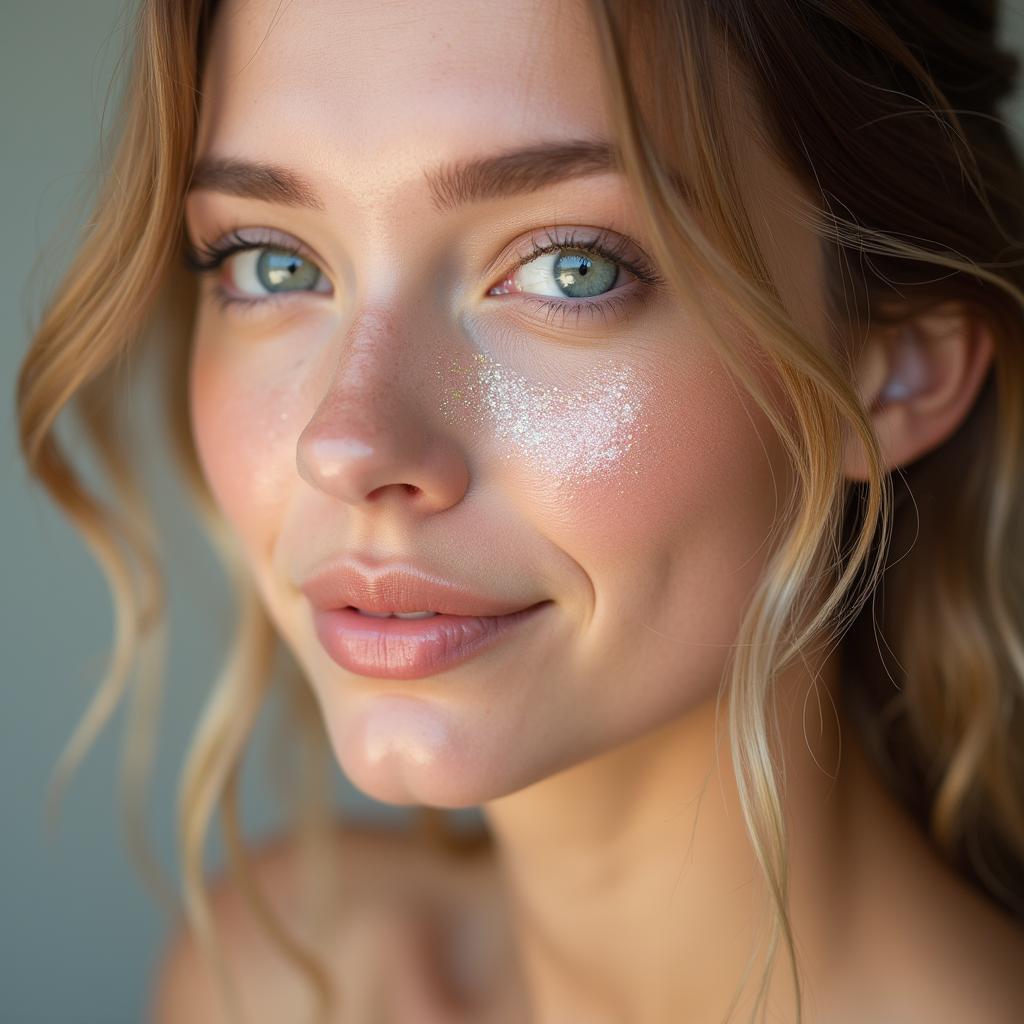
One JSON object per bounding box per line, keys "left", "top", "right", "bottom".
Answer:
{"left": 311, "top": 602, "right": 550, "bottom": 679}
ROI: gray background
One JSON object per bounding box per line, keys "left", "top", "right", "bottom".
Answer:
{"left": 4, "top": 2, "right": 1024, "bottom": 1022}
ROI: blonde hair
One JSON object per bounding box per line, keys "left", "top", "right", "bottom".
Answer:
{"left": 15, "top": 1, "right": 1024, "bottom": 1021}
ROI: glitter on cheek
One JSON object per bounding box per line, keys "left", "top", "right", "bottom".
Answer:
{"left": 436, "top": 350, "right": 652, "bottom": 492}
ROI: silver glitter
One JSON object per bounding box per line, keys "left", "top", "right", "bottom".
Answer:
{"left": 436, "top": 351, "right": 650, "bottom": 489}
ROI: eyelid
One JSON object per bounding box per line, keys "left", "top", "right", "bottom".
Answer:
{"left": 474, "top": 225, "right": 663, "bottom": 330}
{"left": 182, "top": 225, "right": 334, "bottom": 311}
{"left": 486, "top": 226, "right": 662, "bottom": 290}
{"left": 183, "top": 225, "right": 327, "bottom": 274}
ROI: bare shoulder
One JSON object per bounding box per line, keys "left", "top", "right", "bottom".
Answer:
{"left": 147, "top": 820, "right": 500, "bottom": 1024}
{"left": 837, "top": 812, "right": 1024, "bottom": 1023}
{"left": 828, "top": 732, "right": 1024, "bottom": 1023}
{"left": 824, "top": 875, "right": 1024, "bottom": 1024}
{"left": 908, "top": 883, "right": 1024, "bottom": 1024}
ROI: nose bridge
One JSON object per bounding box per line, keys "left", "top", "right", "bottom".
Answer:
{"left": 296, "top": 303, "right": 470, "bottom": 510}
{"left": 327, "top": 305, "right": 421, "bottom": 418}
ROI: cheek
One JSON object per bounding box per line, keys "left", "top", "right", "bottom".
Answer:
{"left": 436, "top": 346, "right": 661, "bottom": 537}
{"left": 187, "top": 330, "right": 300, "bottom": 553}
{"left": 462, "top": 331, "right": 782, "bottom": 663}
{"left": 626, "top": 360, "right": 784, "bottom": 617}
{"left": 530, "top": 341, "right": 792, "bottom": 740}
{"left": 445, "top": 337, "right": 783, "bottom": 556}
{"left": 623, "top": 351, "right": 784, "bottom": 552}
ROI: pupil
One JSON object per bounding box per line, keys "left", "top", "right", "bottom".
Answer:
{"left": 552, "top": 250, "right": 615, "bottom": 298}
{"left": 259, "top": 249, "right": 319, "bottom": 290}
{"left": 268, "top": 258, "right": 296, "bottom": 285}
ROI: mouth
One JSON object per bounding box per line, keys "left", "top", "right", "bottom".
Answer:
{"left": 311, "top": 601, "right": 551, "bottom": 680}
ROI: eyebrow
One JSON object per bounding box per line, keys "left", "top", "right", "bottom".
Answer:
{"left": 186, "top": 139, "right": 624, "bottom": 214}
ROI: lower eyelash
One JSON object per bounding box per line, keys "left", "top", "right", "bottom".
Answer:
{"left": 209, "top": 285, "right": 275, "bottom": 315}
{"left": 516, "top": 291, "right": 637, "bottom": 328}
{"left": 209, "top": 286, "right": 637, "bottom": 327}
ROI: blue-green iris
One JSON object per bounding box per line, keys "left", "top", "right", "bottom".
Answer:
{"left": 257, "top": 250, "right": 321, "bottom": 292}
{"left": 552, "top": 251, "right": 617, "bottom": 298}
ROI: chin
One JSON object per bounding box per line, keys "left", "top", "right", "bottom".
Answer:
{"left": 319, "top": 691, "right": 492, "bottom": 808}
{"left": 316, "top": 690, "right": 567, "bottom": 809}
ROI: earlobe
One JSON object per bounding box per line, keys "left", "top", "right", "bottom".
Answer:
{"left": 842, "top": 303, "right": 995, "bottom": 483}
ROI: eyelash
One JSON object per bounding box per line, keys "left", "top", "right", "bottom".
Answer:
{"left": 181, "top": 225, "right": 663, "bottom": 328}
{"left": 494, "top": 226, "right": 663, "bottom": 329}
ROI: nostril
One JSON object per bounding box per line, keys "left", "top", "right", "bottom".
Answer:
{"left": 366, "top": 482, "right": 422, "bottom": 501}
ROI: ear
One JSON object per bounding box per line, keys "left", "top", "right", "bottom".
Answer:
{"left": 843, "top": 301, "right": 995, "bottom": 482}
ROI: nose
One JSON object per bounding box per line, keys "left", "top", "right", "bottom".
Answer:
{"left": 296, "top": 309, "right": 470, "bottom": 512}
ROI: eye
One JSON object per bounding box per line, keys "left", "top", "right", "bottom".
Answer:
{"left": 485, "top": 227, "right": 663, "bottom": 329}
{"left": 228, "top": 248, "right": 327, "bottom": 296}
{"left": 182, "top": 228, "right": 333, "bottom": 312}
{"left": 495, "top": 246, "right": 622, "bottom": 300}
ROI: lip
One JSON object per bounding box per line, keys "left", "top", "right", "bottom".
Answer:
{"left": 311, "top": 602, "right": 549, "bottom": 679}
{"left": 297, "top": 558, "right": 550, "bottom": 679}
{"left": 298, "top": 560, "right": 534, "bottom": 617}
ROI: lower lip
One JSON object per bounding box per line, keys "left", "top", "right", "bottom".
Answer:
{"left": 311, "top": 603, "right": 549, "bottom": 680}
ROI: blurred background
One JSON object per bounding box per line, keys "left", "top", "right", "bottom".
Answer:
{"left": 4, "top": 1, "right": 1024, "bottom": 1021}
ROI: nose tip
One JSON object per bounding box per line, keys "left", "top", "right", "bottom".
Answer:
{"left": 296, "top": 422, "right": 470, "bottom": 511}
{"left": 295, "top": 306, "right": 470, "bottom": 512}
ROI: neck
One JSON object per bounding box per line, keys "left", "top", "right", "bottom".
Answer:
{"left": 480, "top": 648, "right": 864, "bottom": 1023}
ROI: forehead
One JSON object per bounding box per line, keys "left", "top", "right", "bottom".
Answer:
{"left": 195, "top": 0, "right": 610, "bottom": 205}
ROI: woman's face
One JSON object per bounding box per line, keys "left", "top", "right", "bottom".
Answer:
{"left": 186, "top": 0, "right": 827, "bottom": 806}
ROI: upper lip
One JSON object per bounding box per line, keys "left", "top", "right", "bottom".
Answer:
{"left": 298, "top": 558, "right": 538, "bottom": 616}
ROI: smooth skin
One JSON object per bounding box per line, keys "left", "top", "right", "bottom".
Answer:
{"left": 158, "top": 0, "right": 1024, "bottom": 1021}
